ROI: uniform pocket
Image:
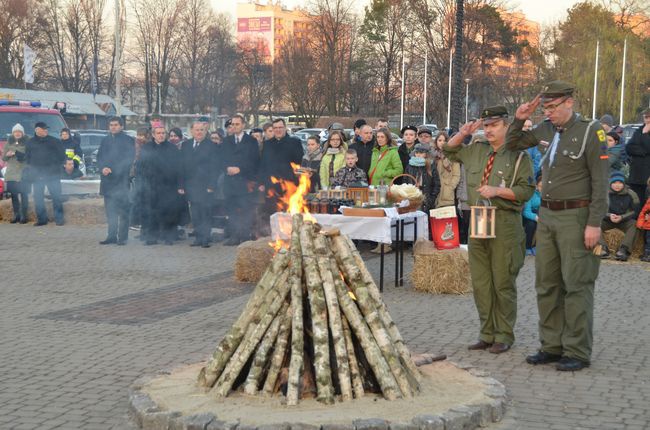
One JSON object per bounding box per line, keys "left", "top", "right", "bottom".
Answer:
{"left": 568, "top": 247, "right": 600, "bottom": 285}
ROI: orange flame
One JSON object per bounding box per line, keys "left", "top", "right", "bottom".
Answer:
{"left": 270, "top": 162, "right": 315, "bottom": 222}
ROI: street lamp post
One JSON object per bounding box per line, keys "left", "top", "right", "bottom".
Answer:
{"left": 157, "top": 82, "right": 162, "bottom": 115}
{"left": 464, "top": 78, "right": 470, "bottom": 122}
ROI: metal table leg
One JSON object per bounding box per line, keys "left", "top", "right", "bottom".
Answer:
{"left": 394, "top": 220, "right": 400, "bottom": 288}
{"left": 380, "top": 244, "right": 384, "bottom": 292}
{"left": 400, "top": 219, "right": 405, "bottom": 286}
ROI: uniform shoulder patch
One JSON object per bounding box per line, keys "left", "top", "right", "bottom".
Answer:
{"left": 596, "top": 129, "right": 606, "bottom": 142}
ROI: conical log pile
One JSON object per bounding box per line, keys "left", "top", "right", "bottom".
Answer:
{"left": 198, "top": 214, "right": 421, "bottom": 405}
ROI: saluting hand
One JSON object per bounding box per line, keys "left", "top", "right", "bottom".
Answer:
{"left": 515, "top": 94, "right": 541, "bottom": 121}
{"left": 459, "top": 119, "right": 483, "bottom": 137}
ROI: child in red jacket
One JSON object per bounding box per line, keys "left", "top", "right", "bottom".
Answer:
{"left": 637, "top": 178, "right": 650, "bottom": 262}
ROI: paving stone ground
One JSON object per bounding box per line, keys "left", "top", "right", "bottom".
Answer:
{"left": 1, "top": 223, "right": 649, "bottom": 430}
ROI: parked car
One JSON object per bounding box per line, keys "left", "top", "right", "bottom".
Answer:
{"left": 73, "top": 129, "right": 109, "bottom": 177}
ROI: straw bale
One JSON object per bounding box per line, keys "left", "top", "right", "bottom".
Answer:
{"left": 603, "top": 229, "right": 645, "bottom": 259}
{"left": 0, "top": 196, "right": 105, "bottom": 224}
{"left": 234, "top": 237, "right": 275, "bottom": 283}
{"left": 411, "top": 240, "right": 471, "bottom": 295}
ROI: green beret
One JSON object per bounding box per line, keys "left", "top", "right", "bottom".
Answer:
{"left": 540, "top": 80, "right": 575, "bottom": 100}
{"left": 480, "top": 105, "right": 508, "bottom": 124}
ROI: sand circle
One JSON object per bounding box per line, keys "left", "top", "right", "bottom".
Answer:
{"left": 129, "top": 361, "right": 508, "bottom": 429}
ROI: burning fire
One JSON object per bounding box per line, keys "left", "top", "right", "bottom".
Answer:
{"left": 268, "top": 163, "right": 316, "bottom": 252}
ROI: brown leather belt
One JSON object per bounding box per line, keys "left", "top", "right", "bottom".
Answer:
{"left": 541, "top": 199, "right": 590, "bottom": 210}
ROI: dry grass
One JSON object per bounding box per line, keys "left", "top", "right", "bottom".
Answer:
{"left": 0, "top": 196, "right": 105, "bottom": 224}
{"left": 234, "top": 237, "right": 275, "bottom": 283}
{"left": 602, "top": 229, "right": 645, "bottom": 259}
{"left": 410, "top": 240, "right": 471, "bottom": 295}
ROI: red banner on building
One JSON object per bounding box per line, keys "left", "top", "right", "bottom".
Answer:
{"left": 237, "top": 17, "right": 272, "bottom": 33}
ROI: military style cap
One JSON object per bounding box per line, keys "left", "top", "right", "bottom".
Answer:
{"left": 480, "top": 105, "right": 508, "bottom": 124}
{"left": 400, "top": 125, "right": 418, "bottom": 135}
{"left": 642, "top": 108, "right": 650, "bottom": 116}
{"left": 540, "top": 80, "right": 575, "bottom": 101}
{"left": 417, "top": 127, "right": 433, "bottom": 136}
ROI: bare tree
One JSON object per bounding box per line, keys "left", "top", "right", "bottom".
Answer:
{"left": 237, "top": 39, "right": 273, "bottom": 124}
{"left": 131, "top": 0, "right": 184, "bottom": 114}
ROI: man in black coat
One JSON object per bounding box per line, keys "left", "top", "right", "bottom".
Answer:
{"left": 138, "top": 125, "right": 181, "bottom": 245}
{"left": 97, "top": 117, "right": 135, "bottom": 245}
{"left": 179, "top": 120, "right": 219, "bottom": 248}
{"left": 25, "top": 122, "right": 66, "bottom": 226}
{"left": 222, "top": 114, "right": 260, "bottom": 246}
{"left": 625, "top": 109, "right": 650, "bottom": 204}
{"left": 257, "top": 118, "right": 303, "bottom": 226}
{"left": 348, "top": 124, "right": 375, "bottom": 176}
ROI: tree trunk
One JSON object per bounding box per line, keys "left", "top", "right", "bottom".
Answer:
{"left": 313, "top": 233, "right": 353, "bottom": 402}
{"left": 261, "top": 311, "right": 292, "bottom": 396}
{"left": 300, "top": 223, "right": 334, "bottom": 404}
{"left": 198, "top": 250, "right": 290, "bottom": 388}
{"left": 341, "top": 316, "right": 364, "bottom": 399}
{"left": 287, "top": 215, "right": 304, "bottom": 406}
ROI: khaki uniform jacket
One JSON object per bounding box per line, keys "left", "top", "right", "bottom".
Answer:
{"left": 443, "top": 139, "right": 534, "bottom": 212}
{"left": 506, "top": 114, "right": 609, "bottom": 226}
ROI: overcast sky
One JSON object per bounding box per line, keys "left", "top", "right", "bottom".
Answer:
{"left": 212, "top": 0, "right": 583, "bottom": 26}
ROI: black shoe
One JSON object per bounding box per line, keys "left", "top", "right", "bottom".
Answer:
{"left": 19, "top": 219, "right": 28, "bottom": 224}
{"left": 190, "top": 240, "right": 202, "bottom": 247}
{"left": 164, "top": 240, "right": 174, "bottom": 245}
{"left": 145, "top": 240, "right": 158, "bottom": 245}
{"left": 526, "top": 350, "right": 562, "bottom": 365}
{"left": 223, "top": 238, "right": 241, "bottom": 246}
{"left": 641, "top": 253, "right": 650, "bottom": 262}
{"left": 556, "top": 357, "right": 590, "bottom": 372}
{"left": 615, "top": 246, "right": 630, "bottom": 261}
{"left": 10, "top": 217, "right": 19, "bottom": 224}
{"left": 117, "top": 240, "right": 127, "bottom": 246}
{"left": 34, "top": 221, "right": 47, "bottom": 226}
{"left": 55, "top": 221, "right": 64, "bottom": 226}
{"left": 99, "top": 238, "right": 117, "bottom": 245}
{"left": 201, "top": 241, "right": 211, "bottom": 248}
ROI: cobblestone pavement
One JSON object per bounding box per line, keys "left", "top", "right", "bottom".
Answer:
{"left": 1, "top": 224, "right": 649, "bottom": 430}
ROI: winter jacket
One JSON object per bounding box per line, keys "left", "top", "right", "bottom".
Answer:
{"left": 368, "top": 145, "right": 403, "bottom": 186}
{"left": 405, "top": 163, "right": 441, "bottom": 212}
{"left": 432, "top": 148, "right": 461, "bottom": 207}
{"left": 637, "top": 196, "right": 650, "bottom": 230}
{"left": 301, "top": 151, "right": 322, "bottom": 191}
{"left": 221, "top": 133, "right": 260, "bottom": 197}
{"left": 625, "top": 126, "right": 650, "bottom": 185}
{"left": 60, "top": 136, "right": 83, "bottom": 164}
{"left": 331, "top": 165, "right": 367, "bottom": 188}
{"left": 179, "top": 137, "right": 221, "bottom": 199}
{"left": 608, "top": 143, "right": 627, "bottom": 173}
{"left": 320, "top": 146, "right": 347, "bottom": 188}
{"left": 527, "top": 146, "right": 542, "bottom": 178}
{"left": 398, "top": 141, "right": 417, "bottom": 171}
{"left": 97, "top": 131, "right": 135, "bottom": 196}
{"left": 258, "top": 134, "right": 304, "bottom": 187}
{"left": 2, "top": 135, "right": 28, "bottom": 182}
{"left": 25, "top": 134, "right": 66, "bottom": 178}
{"left": 137, "top": 140, "right": 181, "bottom": 221}
{"left": 348, "top": 138, "right": 375, "bottom": 176}
{"left": 606, "top": 185, "right": 639, "bottom": 222}
{"left": 523, "top": 190, "right": 541, "bottom": 222}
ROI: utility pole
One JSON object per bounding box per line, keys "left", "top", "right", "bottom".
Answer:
{"left": 114, "top": 0, "right": 122, "bottom": 117}
{"left": 592, "top": 40, "right": 599, "bottom": 119}
{"left": 450, "top": 0, "right": 464, "bottom": 130}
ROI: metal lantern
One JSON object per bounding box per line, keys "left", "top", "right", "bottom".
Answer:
{"left": 470, "top": 201, "right": 496, "bottom": 239}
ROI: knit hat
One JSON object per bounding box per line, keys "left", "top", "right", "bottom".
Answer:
{"left": 599, "top": 114, "right": 614, "bottom": 127}
{"left": 413, "top": 143, "right": 430, "bottom": 153}
{"left": 12, "top": 123, "right": 25, "bottom": 134}
{"left": 610, "top": 171, "right": 625, "bottom": 185}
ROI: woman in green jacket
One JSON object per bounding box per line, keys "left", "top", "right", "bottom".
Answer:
{"left": 319, "top": 130, "right": 347, "bottom": 188}
{"left": 368, "top": 128, "right": 403, "bottom": 185}
{"left": 1, "top": 123, "right": 29, "bottom": 223}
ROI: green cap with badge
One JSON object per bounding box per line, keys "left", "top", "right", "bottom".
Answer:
{"left": 540, "top": 80, "right": 575, "bottom": 101}
{"left": 480, "top": 105, "right": 509, "bottom": 124}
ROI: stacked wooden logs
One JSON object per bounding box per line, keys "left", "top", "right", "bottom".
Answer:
{"left": 197, "top": 214, "right": 421, "bottom": 405}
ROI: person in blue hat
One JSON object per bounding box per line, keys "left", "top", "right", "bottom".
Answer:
{"left": 597, "top": 171, "right": 640, "bottom": 261}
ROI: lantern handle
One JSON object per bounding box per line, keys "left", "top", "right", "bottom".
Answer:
{"left": 473, "top": 198, "right": 493, "bottom": 207}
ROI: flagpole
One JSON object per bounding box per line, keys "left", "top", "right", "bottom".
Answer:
{"left": 423, "top": 50, "right": 428, "bottom": 125}
{"left": 114, "top": 0, "right": 122, "bottom": 117}
{"left": 400, "top": 51, "right": 406, "bottom": 130}
{"left": 619, "top": 37, "right": 627, "bottom": 124}
{"left": 592, "top": 39, "right": 599, "bottom": 119}
{"left": 446, "top": 47, "right": 453, "bottom": 130}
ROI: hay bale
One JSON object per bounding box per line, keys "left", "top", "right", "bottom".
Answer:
{"left": 410, "top": 240, "right": 471, "bottom": 295}
{"left": 234, "top": 237, "right": 275, "bottom": 283}
{"left": 603, "top": 229, "right": 645, "bottom": 259}
{"left": 0, "top": 196, "right": 105, "bottom": 224}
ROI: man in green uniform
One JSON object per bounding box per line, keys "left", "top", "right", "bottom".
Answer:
{"left": 506, "top": 81, "right": 609, "bottom": 371}
{"left": 444, "top": 106, "right": 535, "bottom": 354}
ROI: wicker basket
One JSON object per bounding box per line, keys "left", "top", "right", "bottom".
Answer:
{"left": 389, "top": 174, "right": 424, "bottom": 213}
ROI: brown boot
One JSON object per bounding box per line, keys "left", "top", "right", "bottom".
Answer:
{"left": 468, "top": 340, "right": 492, "bottom": 350}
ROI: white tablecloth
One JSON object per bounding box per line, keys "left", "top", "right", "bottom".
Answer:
{"left": 60, "top": 179, "right": 100, "bottom": 195}
{"left": 270, "top": 211, "right": 428, "bottom": 244}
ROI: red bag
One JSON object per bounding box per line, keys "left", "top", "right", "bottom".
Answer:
{"left": 430, "top": 206, "right": 460, "bottom": 250}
